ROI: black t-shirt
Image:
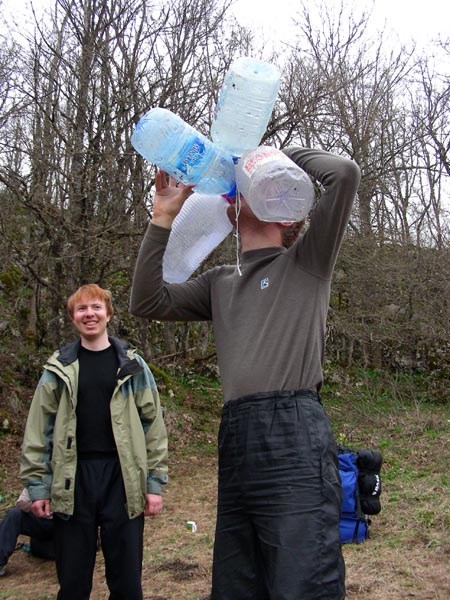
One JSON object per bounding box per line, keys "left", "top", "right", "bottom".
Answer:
{"left": 76, "top": 345, "right": 119, "bottom": 457}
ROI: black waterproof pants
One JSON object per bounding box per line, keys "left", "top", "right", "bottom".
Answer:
{"left": 0, "top": 508, "right": 54, "bottom": 567}
{"left": 54, "top": 457, "right": 144, "bottom": 600}
{"left": 211, "top": 390, "right": 345, "bottom": 600}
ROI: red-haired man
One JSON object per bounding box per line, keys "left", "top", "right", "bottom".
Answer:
{"left": 21, "top": 284, "right": 168, "bottom": 600}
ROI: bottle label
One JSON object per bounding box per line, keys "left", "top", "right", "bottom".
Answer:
{"left": 241, "top": 146, "right": 281, "bottom": 177}
{"left": 175, "top": 137, "right": 206, "bottom": 175}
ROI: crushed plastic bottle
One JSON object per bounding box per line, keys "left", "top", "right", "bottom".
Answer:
{"left": 163, "top": 193, "right": 232, "bottom": 283}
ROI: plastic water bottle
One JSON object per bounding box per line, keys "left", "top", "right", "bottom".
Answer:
{"left": 163, "top": 193, "right": 233, "bottom": 283}
{"left": 235, "top": 146, "right": 315, "bottom": 222}
{"left": 131, "top": 107, "right": 236, "bottom": 195}
{"left": 211, "top": 57, "right": 281, "bottom": 157}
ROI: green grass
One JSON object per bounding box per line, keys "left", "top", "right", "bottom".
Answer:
{"left": 321, "top": 365, "right": 449, "bottom": 552}
{"left": 0, "top": 360, "right": 448, "bottom": 598}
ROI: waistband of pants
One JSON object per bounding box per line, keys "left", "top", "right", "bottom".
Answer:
{"left": 222, "top": 389, "right": 320, "bottom": 414}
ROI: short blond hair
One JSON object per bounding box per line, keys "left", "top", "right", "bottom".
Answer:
{"left": 67, "top": 284, "right": 114, "bottom": 319}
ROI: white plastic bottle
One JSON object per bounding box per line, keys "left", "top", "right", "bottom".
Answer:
{"left": 235, "top": 146, "right": 315, "bottom": 222}
{"left": 211, "top": 57, "right": 281, "bottom": 157}
{"left": 131, "top": 107, "right": 236, "bottom": 196}
{"left": 163, "top": 193, "right": 233, "bottom": 283}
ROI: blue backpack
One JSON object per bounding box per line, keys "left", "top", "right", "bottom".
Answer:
{"left": 338, "top": 447, "right": 382, "bottom": 544}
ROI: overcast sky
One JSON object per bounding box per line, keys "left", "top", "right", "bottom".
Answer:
{"left": 231, "top": 0, "right": 449, "bottom": 49}
{"left": 2, "top": 0, "right": 448, "bottom": 51}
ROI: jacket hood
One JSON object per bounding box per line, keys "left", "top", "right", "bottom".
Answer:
{"left": 55, "top": 336, "right": 143, "bottom": 379}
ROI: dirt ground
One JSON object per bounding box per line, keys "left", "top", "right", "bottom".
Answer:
{"left": 0, "top": 450, "right": 449, "bottom": 600}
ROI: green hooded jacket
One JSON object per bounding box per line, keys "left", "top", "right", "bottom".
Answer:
{"left": 20, "top": 337, "right": 168, "bottom": 519}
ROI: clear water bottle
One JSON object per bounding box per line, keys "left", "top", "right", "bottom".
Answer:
{"left": 211, "top": 57, "right": 281, "bottom": 157}
{"left": 163, "top": 193, "right": 233, "bottom": 283}
{"left": 131, "top": 107, "right": 236, "bottom": 196}
{"left": 235, "top": 146, "right": 315, "bottom": 222}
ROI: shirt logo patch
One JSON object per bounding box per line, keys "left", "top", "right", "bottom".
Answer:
{"left": 260, "top": 277, "right": 269, "bottom": 290}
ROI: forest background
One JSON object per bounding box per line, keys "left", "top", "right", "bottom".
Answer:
{"left": 0, "top": 0, "right": 448, "bottom": 596}
{"left": 0, "top": 0, "right": 448, "bottom": 392}
{"left": 0, "top": 0, "right": 448, "bottom": 465}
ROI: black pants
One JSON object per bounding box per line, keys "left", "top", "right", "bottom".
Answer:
{"left": 211, "top": 390, "right": 345, "bottom": 600}
{"left": 0, "top": 508, "right": 54, "bottom": 567}
{"left": 54, "top": 457, "right": 144, "bottom": 600}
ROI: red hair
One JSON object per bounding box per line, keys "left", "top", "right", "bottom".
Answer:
{"left": 67, "top": 284, "right": 114, "bottom": 319}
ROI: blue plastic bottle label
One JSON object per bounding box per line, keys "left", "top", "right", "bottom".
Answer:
{"left": 175, "top": 137, "right": 206, "bottom": 175}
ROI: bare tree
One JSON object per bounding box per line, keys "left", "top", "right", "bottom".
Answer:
{"left": 0, "top": 0, "right": 247, "bottom": 351}
{"left": 409, "top": 47, "right": 450, "bottom": 248}
{"left": 275, "top": 1, "right": 449, "bottom": 371}
{"left": 0, "top": 0, "right": 448, "bottom": 380}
